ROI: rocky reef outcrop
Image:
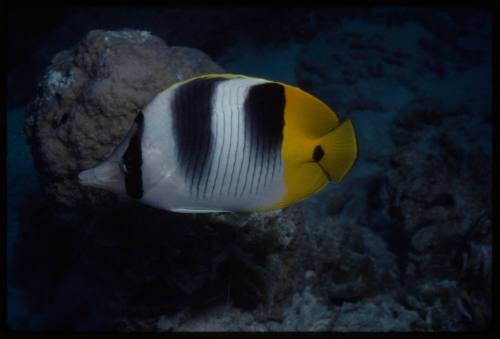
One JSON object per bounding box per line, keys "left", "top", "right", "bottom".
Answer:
{"left": 24, "top": 29, "right": 224, "bottom": 207}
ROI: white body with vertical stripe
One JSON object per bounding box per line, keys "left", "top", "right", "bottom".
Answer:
{"left": 140, "top": 78, "right": 286, "bottom": 212}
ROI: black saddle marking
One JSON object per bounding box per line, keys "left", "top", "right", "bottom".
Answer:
{"left": 172, "top": 77, "right": 227, "bottom": 196}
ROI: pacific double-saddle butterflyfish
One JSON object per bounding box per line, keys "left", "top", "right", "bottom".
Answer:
{"left": 78, "top": 74, "right": 358, "bottom": 213}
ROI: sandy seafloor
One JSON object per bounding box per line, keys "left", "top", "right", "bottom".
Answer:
{"left": 6, "top": 8, "right": 493, "bottom": 331}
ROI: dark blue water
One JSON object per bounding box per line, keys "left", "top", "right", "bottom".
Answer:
{"left": 7, "top": 107, "right": 40, "bottom": 329}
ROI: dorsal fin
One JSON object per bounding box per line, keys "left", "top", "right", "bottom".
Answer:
{"left": 163, "top": 73, "right": 266, "bottom": 92}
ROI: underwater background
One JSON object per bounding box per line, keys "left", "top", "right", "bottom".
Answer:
{"left": 6, "top": 7, "right": 493, "bottom": 331}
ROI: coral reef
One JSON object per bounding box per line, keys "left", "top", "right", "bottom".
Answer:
{"left": 10, "top": 190, "right": 307, "bottom": 330}
{"left": 331, "top": 294, "right": 422, "bottom": 331}
{"left": 381, "top": 144, "right": 492, "bottom": 330}
{"left": 293, "top": 8, "right": 492, "bottom": 332}
{"left": 304, "top": 221, "right": 399, "bottom": 306}
{"left": 24, "top": 29, "right": 224, "bottom": 207}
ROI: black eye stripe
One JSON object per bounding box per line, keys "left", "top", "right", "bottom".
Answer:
{"left": 313, "top": 145, "right": 324, "bottom": 162}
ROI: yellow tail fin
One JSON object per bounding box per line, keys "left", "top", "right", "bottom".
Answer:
{"left": 318, "top": 119, "right": 358, "bottom": 182}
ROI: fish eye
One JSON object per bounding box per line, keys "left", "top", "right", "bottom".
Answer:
{"left": 120, "top": 162, "right": 128, "bottom": 174}
{"left": 313, "top": 145, "right": 324, "bottom": 162}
